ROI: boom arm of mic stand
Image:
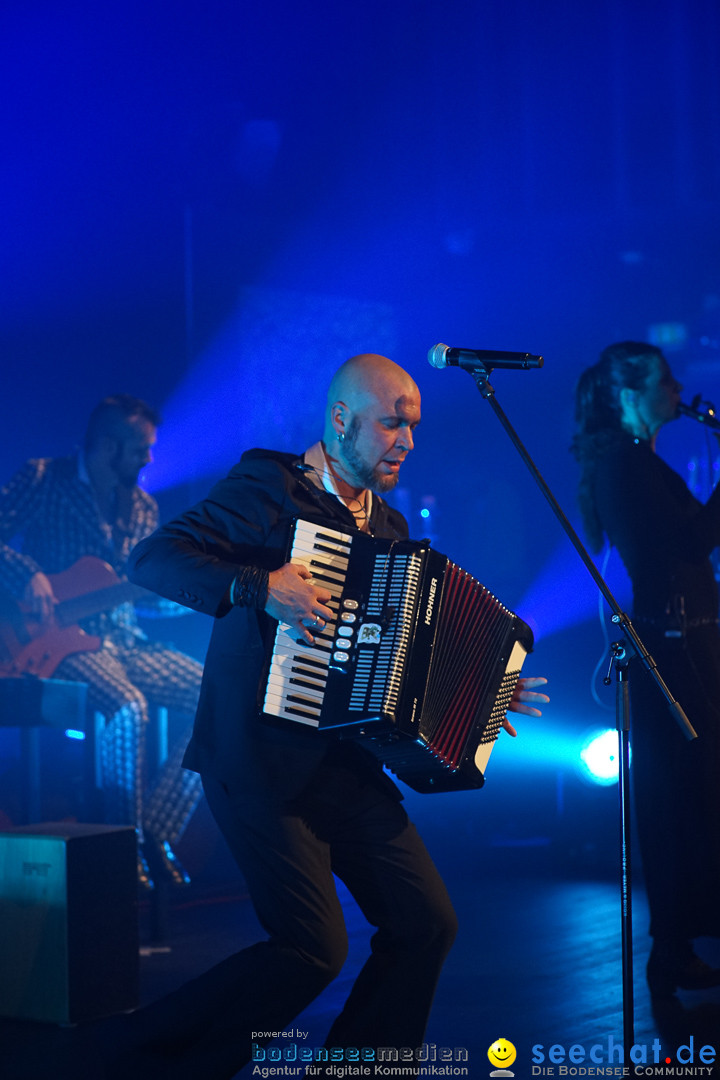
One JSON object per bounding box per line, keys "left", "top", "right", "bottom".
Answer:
{"left": 469, "top": 367, "right": 696, "bottom": 741}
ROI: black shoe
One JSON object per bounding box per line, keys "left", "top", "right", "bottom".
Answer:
{"left": 647, "top": 941, "right": 720, "bottom": 998}
{"left": 146, "top": 837, "right": 191, "bottom": 887}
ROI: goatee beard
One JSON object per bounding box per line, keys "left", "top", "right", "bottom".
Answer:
{"left": 341, "top": 418, "right": 399, "bottom": 494}
{"left": 373, "top": 472, "right": 399, "bottom": 493}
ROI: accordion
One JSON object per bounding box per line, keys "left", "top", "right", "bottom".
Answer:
{"left": 261, "top": 518, "right": 534, "bottom": 793}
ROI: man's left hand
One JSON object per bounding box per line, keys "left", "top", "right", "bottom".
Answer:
{"left": 503, "top": 676, "right": 549, "bottom": 736}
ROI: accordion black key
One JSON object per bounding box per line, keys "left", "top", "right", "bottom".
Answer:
{"left": 261, "top": 518, "right": 534, "bottom": 793}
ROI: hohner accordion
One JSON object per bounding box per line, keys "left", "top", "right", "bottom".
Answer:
{"left": 261, "top": 518, "right": 534, "bottom": 793}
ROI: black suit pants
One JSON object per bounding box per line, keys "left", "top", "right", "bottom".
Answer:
{"left": 106, "top": 754, "right": 457, "bottom": 1079}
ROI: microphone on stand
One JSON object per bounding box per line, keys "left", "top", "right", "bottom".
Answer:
{"left": 678, "top": 395, "right": 720, "bottom": 432}
{"left": 428, "top": 343, "right": 544, "bottom": 371}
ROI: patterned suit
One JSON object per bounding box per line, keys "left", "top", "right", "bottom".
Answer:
{"left": 0, "top": 454, "right": 203, "bottom": 847}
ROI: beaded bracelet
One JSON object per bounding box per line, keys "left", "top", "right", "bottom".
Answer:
{"left": 230, "top": 566, "right": 270, "bottom": 609}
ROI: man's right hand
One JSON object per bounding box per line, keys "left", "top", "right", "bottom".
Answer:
{"left": 23, "top": 572, "right": 57, "bottom": 622}
{"left": 265, "top": 563, "right": 334, "bottom": 645}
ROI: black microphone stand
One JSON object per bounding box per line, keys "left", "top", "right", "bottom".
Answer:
{"left": 461, "top": 363, "right": 697, "bottom": 1062}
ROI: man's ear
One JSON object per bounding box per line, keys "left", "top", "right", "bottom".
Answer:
{"left": 330, "top": 402, "right": 348, "bottom": 439}
{"left": 95, "top": 434, "right": 120, "bottom": 459}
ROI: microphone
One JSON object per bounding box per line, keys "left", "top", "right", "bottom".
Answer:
{"left": 428, "top": 343, "right": 544, "bottom": 371}
{"left": 678, "top": 396, "right": 720, "bottom": 432}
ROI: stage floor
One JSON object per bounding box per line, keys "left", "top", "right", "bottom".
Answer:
{"left": 2, "top": 848, "right": 719, "bottom": 1078}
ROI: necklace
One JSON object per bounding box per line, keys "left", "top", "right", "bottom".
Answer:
{"left": 343, "top": 492, "right": 374, "bottom": 534}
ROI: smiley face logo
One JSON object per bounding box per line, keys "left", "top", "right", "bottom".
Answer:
{"left": 488, "top": 1038, "right": 517, "bottom": 1073}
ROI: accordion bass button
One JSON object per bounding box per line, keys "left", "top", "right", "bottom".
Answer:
{"left": 333, "top": 651, "right": 350, "bottom": 662}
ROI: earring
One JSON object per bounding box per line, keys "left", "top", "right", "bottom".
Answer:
{"left": 337, "top": 432, "right": 345, "bottom": 443}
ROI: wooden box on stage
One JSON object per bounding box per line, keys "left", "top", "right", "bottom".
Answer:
{"left": 0, "top": 822, "right": 138, "bottom": 1023}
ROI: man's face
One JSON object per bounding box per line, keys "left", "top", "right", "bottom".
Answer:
{"left": 110, "top": 418, "right": 157, "bottom": 487}
{"left": 338, "top": 384, "right": 421, "bottom": 493}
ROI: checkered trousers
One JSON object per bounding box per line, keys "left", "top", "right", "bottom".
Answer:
{"left": 55, "top": 640, "right": 203, "bottom": 843}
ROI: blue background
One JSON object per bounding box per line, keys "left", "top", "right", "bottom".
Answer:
{"left": 2, "top": 0, "right": 720, "bottom": 854}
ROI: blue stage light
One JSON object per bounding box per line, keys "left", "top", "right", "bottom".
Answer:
{"left": 517, "top": 539, "right": 631, "bottom": 642}
{"left": 579, "top": 729, "right": 623, "bottom": 785}
{"left": 483, "top": 722, "right": 581, "bottom": 775}
{"left": 64, "top": 729, "right": 86, "bottom": 740}
{"left": 146, "top": 286, "right": 397, "bottom": 494}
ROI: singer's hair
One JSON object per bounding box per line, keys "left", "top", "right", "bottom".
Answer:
{"left": 85, "top": 394, "right": 162, "bottom": 453}
{"left": 571, "top": 341, "right": 663, "bottom": 551}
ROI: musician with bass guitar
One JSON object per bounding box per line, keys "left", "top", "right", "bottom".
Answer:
{"left": 0, "top": 394, "right": 204, "bottom": 888}
{"left": 103, "top": 354, "right": 550, "bottom": 1080}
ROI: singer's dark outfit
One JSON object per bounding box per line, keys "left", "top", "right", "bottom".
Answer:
{"left": 592, "top": 432, "right": 720, "bottom": 943}
{"left": 121, "top": 449, "right": 457, "bottom": 1080}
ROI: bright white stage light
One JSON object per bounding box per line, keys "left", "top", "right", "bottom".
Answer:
{"left": 579, "top": 729, "right": 625, "bottom": 785}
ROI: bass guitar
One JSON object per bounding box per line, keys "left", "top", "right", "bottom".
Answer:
{"left": 0, "top": 556, "right": 149, "bottom": 679}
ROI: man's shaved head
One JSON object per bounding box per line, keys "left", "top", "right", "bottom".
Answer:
{"left": 326, "top": 354, "right": 419, "bottom": 420}
{"left": 322, "top": 353, "right": 421, "bottom": 495}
